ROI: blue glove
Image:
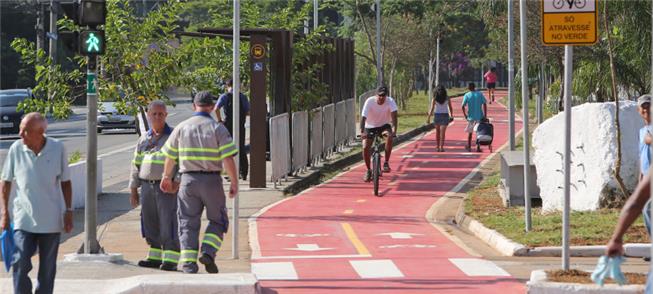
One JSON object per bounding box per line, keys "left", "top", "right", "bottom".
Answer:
{"left": 591, "top": 255, "right": 627, "bottom": 286}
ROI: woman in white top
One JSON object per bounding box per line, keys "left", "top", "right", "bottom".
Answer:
{"left": 427, "top": 85, "right": 454, "bottom": 152}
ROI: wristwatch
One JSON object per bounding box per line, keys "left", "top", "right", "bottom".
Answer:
{"left": 66, "top": 207, "right": 73, "bottom": 212}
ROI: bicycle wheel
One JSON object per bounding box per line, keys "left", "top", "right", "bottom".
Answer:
{"left": 373, "top": 152, "right": 381, "bottom": 196}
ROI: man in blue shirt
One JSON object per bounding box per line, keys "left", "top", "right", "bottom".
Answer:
{"left": 215, "top": 79, "right": 250, "bottom": 181}
{"left": 461, "top": 83, "right": 487, "bottom": 152}
{"left": 1, "top": 112, "right": 73, "bottom": 294}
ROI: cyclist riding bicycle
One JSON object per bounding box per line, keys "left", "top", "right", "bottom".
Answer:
{"left": 360, "top": 85, "right": 398, "bottom": 182}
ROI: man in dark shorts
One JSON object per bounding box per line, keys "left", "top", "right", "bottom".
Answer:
{"left": 360, "top": 86, "right": 398, "bottom": 182}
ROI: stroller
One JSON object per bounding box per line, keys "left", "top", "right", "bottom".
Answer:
{"left": 474, "top": 118, "right": 494, "bottom": 152}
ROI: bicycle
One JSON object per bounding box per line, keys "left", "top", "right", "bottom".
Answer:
{"left": 552, "top": 0, "right": 586, "bottom": 9}
{"left": 363, "top": 130, "right": 391, "bottom": 196}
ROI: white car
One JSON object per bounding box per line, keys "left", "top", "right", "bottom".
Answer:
{"left": 97, "top": 102, "right": 139, "bottom": 134}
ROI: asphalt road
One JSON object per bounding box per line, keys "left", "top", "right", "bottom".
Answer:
{"left": 0, "top": 97, "right": 196, "bottom": 193}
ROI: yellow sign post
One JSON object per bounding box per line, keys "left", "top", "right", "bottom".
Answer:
{"left": 541, "top": 0, "right": 598, "bottom": 45}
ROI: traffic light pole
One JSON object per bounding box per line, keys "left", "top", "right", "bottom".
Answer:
{"left": 83, "top": 55, "right": 102, "bottom": 254}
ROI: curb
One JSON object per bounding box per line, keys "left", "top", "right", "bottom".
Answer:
{"left": 282, "top": 123, "right": 435, "bottom": 195}
{"left": 0, "top": 273, "right": 260, "bottom": 294}
{"left": 458, "top": 214, "right": 529, "bottom": 256}
{"left": 458, "top": 213, "right": 651, "bottom": 257}
{"left": 526, "top": 270, "right": 645, "bottom": 294}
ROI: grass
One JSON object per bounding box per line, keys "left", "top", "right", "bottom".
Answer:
{"left": 397, "top": 88, "right": 467, "bottom": 135}
{"left": 68, "top": 150, "right": 82, "bottom": 164}
{"left": 547, "top": 269, "right": 647, "bottom": 285}
{"left": 464, "top": 168, "right": 649, "bottom": 247}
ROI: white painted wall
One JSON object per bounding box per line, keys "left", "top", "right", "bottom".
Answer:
{"left": 533, "top": 101, "right": 642, "bottom": 212}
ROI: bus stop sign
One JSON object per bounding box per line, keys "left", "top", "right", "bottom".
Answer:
{"left": 541, "top": 0, "right": 598, "bottom": 46}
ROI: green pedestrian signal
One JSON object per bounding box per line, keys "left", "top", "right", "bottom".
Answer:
{"left": 79, "top": 30, "right": 105, "bottom": 55}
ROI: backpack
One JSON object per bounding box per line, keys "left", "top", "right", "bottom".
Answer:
{"left": 222, "top": 93, "right": 247, "bottom": 127}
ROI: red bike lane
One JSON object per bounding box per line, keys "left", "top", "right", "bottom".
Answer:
{"left": 251, "top": 90, "right": 525, "bottom": 293}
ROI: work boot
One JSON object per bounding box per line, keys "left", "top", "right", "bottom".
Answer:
{"left": 363, "top": 170, "right": 372, "bottom": 182}
{"left": 181, "top": 262, "right": 199, "bottom": 274}
{"left": 137, "top": 260, "right": 161, "bottom": 269}
{"left": 160, "top": 262, "right": 178, "bottom": 272}
{"left": 199, "top": 253, "right": 219, "bottom": 274}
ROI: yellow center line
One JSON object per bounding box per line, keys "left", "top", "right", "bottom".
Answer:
{"left": 341, "top": 223, "right": 370, "bottom": 256}
{"left": 343, "top": 209, "right": 354, "bottom": 214}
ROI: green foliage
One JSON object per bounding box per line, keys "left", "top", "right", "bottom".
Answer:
{"left": 68, "top": 150, "right": 82, "bottom": 164}
{"left": 10, "top": 39, "right": 83, "bottom": 119}
{"left": 100, "top": 0, "right": 186, "bottom": 113}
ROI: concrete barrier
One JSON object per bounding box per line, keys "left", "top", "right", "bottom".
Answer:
{"left": 0, "top": 273, "right": 260, "bottom": 294}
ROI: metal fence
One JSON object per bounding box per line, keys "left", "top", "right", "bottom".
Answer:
{"left": 345, "top": 98, "right": 356, "bottom": 144}
{"left": 291, "top": 111, "right": 309, "bottom": 174}
{"left": 310, "top": 108, "right": 323, "bottom": 165}
{"left": 323, "top": 103, "right": 335, "bottom": 157}
{"left": 335, "top": 101, "right": 346, "bottom": 149}
{"left": 270, "top": 113, "right": 290, "bottom": 185}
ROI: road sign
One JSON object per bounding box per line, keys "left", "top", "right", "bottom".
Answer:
{"left": 251, "top": 44, "right": 266, "bottom": 59}
{"left": 80, "top": 30, "right": 105, "bottom": 55}
{"left": 285, "top": 244, "right": 333, "bottom": 252}
{"left": 541, "top": 0, "right": 598, "bottom": 45}
{"left": 376, "top": 232, "right": 424, "bottom": 239}
{"left": 87, "top": 72, "right": 97, "bottom": 95}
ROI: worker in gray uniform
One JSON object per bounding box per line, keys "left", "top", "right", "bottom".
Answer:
{"left": 160, "top": 91, "right": 239, "bottom": 274}
{"left": 129, "top": 100, "right": 180, "bottom": 271}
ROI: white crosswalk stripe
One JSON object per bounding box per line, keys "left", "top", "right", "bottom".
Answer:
{"left": 349, "top": 259, "right": 404, "bottom": 279}
{"left": 449, "top": 258, "right": 511, "bottom": 277}
{"left": 251, "top": 262, "right": 299, "bottom": 280}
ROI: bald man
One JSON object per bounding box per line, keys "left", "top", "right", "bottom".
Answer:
{"left": 1, "top": 112, "right": 73, "bottom": 294}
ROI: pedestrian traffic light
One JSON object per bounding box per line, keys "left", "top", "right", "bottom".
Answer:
{"left": 79, "top": 30, "right": 105, "bottom": 55}
{"left": 79, "top": 0, "right": 106, "bottom": 27}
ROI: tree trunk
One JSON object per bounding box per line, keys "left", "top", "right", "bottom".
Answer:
{"left": 603, "top": 2, "right": 629, "bottom": 199}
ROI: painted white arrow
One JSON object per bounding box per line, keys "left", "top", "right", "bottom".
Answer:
{"left": 284, "top": 244, "right": 333, "bottom": 252}
{"left": 376, "top": 232, "right": 424, "bottom": 239}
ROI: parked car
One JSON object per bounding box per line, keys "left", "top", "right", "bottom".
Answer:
{"left": 0, "top": 89, "right": 34, "bottom": 134}
{"left": 97, "top": 102, "right": 139, "bottom": 134}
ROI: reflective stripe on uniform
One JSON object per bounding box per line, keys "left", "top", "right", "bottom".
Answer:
{"left": 161, "top": 143, "right": 179, "bottom": 160}
{"left": 132, "top": 151, "right": 145, "bottom": 165}
{"left": 134, "top": 151, "right": 167, "bottom": 165}
{"left": 162, "top": 250, "right": 180, "bottom": 264}
{"left": 147, "top": 247, "right": 162, "bottom": 261}
{"left": 180, "top": 249, "right": 198, "bottom": 263}
{"left": 178, "top": 142, "right": 238, "bottom": 162}
{"left": 202, "top": 233, "right": 223, "bottom": 250}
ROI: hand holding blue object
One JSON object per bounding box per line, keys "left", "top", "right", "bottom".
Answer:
{"left": 591, "top": 255, "right": 627, "bottom": 286}
{"left": 0, "top": 223, "right": 14, "bottom": 272}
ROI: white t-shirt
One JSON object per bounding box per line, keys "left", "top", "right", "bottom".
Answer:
{"left": 361, "top": 96, "right": 398, "bottom": 128}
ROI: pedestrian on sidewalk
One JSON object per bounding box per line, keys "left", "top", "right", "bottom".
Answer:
{"left": 129, "top": 100, "right": 181, "bottom": 271}
{"left": 636, "top": 95, "right": 653, "bottom": 235}
{"left": 360, "top": 85, "right": 398, "bottom": 182}
{"left": 160, "top": 91, "right": 239, "bottom": 274}
{"left": 427, "top": 85, "right": 454, "bottom": 152}
{"left": 1, "top": 112, "right": 73, "bottom": 294}
{"left": 484, "top": 67, "right": 498, "bottom": 104}
{"left": 605, "top": 175, "right": 653, "bottom": 292}
{"left": 215, "top": 79, "right": 250, "bottom": 181}
{"left": 461, "top": 83, "right": 487, "bottom": 152}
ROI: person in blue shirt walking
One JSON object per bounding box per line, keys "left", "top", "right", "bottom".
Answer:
{"left": 636, "top": 95, "right": 652, "bottom": 234}
{"left": 461, "top": 83, "right": 487, "bottom": 152}
{"left": 215, "top": 79, "right": 250, "bottom": 181}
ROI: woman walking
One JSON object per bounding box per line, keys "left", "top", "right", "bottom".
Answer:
{"left": 427, "top": 85, "right": 454, "bottom": 152}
